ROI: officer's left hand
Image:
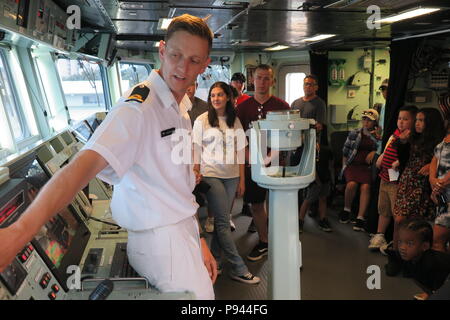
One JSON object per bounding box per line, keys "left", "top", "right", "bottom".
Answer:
{"left": 200, "top": 238, "right": 218, "bottom": 284}
{"left": 194, "top": 171, "right": 203, "bottom": 185}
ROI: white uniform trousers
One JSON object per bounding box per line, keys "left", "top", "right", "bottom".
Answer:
{"left": 127, "top": 216, "right": 215, "bottom": 300}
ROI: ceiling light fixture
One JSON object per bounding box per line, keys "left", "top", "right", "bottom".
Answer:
{"left": 375, "top": 7, "right": 440, "bottom": 24}
{"left": 157, "top": 18, "right": 173, "bottom": 30}
{"left": 264, "top": 45, "right": 290, "bottom": 51}
{"left": 301, "top": 34, "right": 336, "bottom": 42}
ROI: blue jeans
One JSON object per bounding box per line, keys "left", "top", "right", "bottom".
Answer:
{"left": 203, "top": 177, "right": 248, "bottom": 276}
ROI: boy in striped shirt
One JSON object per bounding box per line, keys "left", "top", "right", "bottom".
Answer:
{"left": 369, "top": 105, "right": 418, "bottom": 251}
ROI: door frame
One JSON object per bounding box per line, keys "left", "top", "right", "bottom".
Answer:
{"left": 277, "top": 64, "right": 310, "bottom": 102}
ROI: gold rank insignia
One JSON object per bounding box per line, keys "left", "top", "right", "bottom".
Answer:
{"left": 125, "top": 84, "right": 150, "bottom": 103}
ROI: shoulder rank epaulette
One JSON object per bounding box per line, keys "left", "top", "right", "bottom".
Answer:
{"left": 125, "top": 84, "right": 150, "bottom": 103}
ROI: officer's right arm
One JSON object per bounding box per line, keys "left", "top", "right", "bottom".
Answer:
{"left": 0, "top": 149, "right": 108, "bottom": 272}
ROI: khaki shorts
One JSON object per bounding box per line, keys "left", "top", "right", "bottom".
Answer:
{"left": 378, "top": 179, "right": 398, "bottom": 217}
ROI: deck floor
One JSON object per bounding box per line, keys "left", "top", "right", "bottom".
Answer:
{"left": 200, "top": 197, "right": 420, "bottom": 300}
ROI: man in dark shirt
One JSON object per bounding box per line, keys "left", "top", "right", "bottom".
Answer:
{"left": 187, "top": 81, "right": 209, "bottom": 127}
{"left": 236, "top": 64, "right": 290, "bottom": 261}
{"left": 290, "top": 75, "right": 326, "bottom": 132}
{"left": 291, "top": 75, "right": 327, "bottom": 223}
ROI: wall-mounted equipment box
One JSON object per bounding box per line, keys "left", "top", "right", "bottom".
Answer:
{"left": 406, "top": 91, "right": 432, "bottom": 104}
{"left": 330, "top": 104, "right": 348, "bottom": 124}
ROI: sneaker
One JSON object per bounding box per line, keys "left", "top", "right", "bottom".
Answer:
{"left": 368, "top": 233, "right": 387, "bottom": 250}
{"left": 350, "top": 215, "right": 358, "bottom": 224}
{"left": 353, "top": 218, "right": 366, "bottom": 231}
{"left": 247, "top": 242, "right": 268, "bottom": 261}
{"left": 379, "top": 241, "right": 393, "bottom": 256}
{"left": 241, "top": 204, "right": 252, "bottom": 217}
{"left": 247, "top": 219, "right": 257, "bottom": 233}
{"left": 339, "top": 210, "right": 350, "bottom": 223}
{"left": 230, "top": 272, "right": 261, "bottom": 285}
{"left": 318, "top": 218, "right": 332, "bottom": 232}
{"left": 299, "top": 219, "right": 304, "bottom": 234}
{"left": 413, "top": 292, "right": 429, "bottom": 300}
{"left": 230, "top": 219, "right": 236, "bottom": 232}
{"left": 205, "top": 217, "right": 214, "bottom": 233}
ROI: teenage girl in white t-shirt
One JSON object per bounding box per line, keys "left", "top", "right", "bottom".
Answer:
{"left": 193, "top": 82, "right": 260, "bottom": 285}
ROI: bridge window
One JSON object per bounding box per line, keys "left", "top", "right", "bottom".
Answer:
{"left": 119, "top": 62, "right": 151, "bottom": 94}
{"left": 0, "top": 49, "right": 39, "bottom": 158}
{"left": 196, "top": 65, "right": 231, "bottom": 102}
{"left": 285, "top": 72, "right": 306, "bottom": 106}
{"left": 56, "top": 58, "right": 109, "bottom": 121}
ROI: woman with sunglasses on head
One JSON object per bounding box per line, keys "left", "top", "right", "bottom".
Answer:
{"left": 340, "top": 109, "right": 381, "bottom": 231}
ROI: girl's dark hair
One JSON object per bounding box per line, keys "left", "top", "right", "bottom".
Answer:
{"left": 399, "top": 217, "right": 433, "bottom": 246}
{"left": 411, "top": 107, "right": 445, "bottom": 155}
{"left": 207, "top": 82, "right": 236, "bottom": 128}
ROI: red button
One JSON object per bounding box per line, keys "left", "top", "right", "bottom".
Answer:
{"left": 21, "top": 254, "right": 27, "bottom": 262}
{"left": 40, "top": 280, "right": 48, "bottom": 289}
{"left": 28, "top": 245, "right": 33, "bottom": 251}
{"left": 51, "top": 284, "right": 60, "bottom": 293}
{"left": 48, "top": 292, "right": 56, "bottom": 300}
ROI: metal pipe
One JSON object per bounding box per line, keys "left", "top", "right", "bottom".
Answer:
{"left": 369, "top": 47, "right": 375, "bottom": 109}
{"left": 213, "top": 7, "right": 250, "bottom": 35}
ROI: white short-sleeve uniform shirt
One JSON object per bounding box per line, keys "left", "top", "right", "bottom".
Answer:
{"left": 83, "top": 70, "right": 198, "bottom": 231}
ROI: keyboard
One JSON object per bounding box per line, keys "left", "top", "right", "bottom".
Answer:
{"left": 109, "top": 243, "right": 140, "bottom": 278}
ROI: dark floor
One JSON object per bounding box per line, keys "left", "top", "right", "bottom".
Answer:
{"left": 199, "top": 197, "right": 421, "bottom": 300}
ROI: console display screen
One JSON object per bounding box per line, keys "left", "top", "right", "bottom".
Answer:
{"left": 9, "top": 157, "right": 90, "bottom": 291}
{"left": 72, "top": 121, "right": 93, "bottom": 143}
{"left": 0, "top": 259, "right": 27, "bottom": 295}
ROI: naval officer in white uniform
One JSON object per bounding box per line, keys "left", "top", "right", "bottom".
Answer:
{"left": 0, "top": 14, "right": 217, "bottom": 300}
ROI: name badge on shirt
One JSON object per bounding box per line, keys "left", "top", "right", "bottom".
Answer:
{"left": 161, "top": 127, "right": 176, "bottom": 137}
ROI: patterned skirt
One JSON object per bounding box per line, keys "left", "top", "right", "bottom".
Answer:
{"left": 393, "top": 155, "right": 435, "bottom": 218}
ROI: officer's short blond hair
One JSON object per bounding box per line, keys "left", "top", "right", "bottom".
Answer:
{"left": 165, "top": 14, "right": 213, "bottom": 53}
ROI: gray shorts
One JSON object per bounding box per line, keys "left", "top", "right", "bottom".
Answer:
{"left": 305, "top": 181, "right": 331, "bottom": 203}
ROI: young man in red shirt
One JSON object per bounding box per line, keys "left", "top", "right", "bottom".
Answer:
{"left": 236, "top": 64, "right": 290, "bottom": 261}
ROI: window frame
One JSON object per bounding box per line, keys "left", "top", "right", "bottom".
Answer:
{"left": 0, "top": 49, "right": 32, "bottom": 142}
{"left": 118, "top": 61, "right": 152, "bottom": 95}
{"left": 56, "top": 56, "right": 110, "bottom": 121}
